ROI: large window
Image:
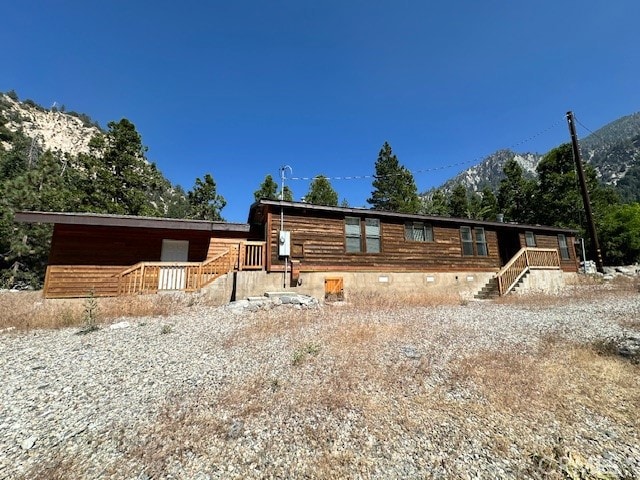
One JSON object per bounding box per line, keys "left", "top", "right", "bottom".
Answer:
{"left": 460, "top": 226, "right": 474, "bottom": 256}
{"left": 558, "top": 234, "right": 570, "bottom": 260}
{"left": 365, "top": 218, "right": 381, "bottom": 253}
{"left": 345, "top": 217, "right": 381, "bottom": 253}
{"left": 525, "top": 231, "right": 537, "bottom": 247}
{"left": 345, "top": 217, "right": 362, "bottom": 253}
{"left": 460, "top": 226, "right": 488, "bottom": 256}
{"left": 475, "top": 227, "right": 488, "bottom": 256}
{"left": 405, "top": 222, "right": 434, "bottom": 242}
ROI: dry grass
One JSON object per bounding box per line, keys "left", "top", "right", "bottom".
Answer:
{"left": 496, "top": 275, "right": 639, "bottom": 309}
{"left": 344, "top": 290, "right": 462, "bottom": 309}
{"left": 11, "top": 283, "right": 640, "bottom": 478}
{"left": 90, "top": 319, "right": 639, "bottom": 478}
{"left": 95, "top": 304, "right": 638, "bottom": 478}
{"left": 0, "top": 291, "right": 192, "bottom": 331}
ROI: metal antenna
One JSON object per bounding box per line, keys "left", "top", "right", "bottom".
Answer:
{"left": 279, "top": 165, "right": 292, "bottom": 289}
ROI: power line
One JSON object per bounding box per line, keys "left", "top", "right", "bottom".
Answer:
{"left": 288, "top": 116, "right": 565, "bottom": 182}
{"left": 574, "top": 116, "right": 606, "bottom": 143}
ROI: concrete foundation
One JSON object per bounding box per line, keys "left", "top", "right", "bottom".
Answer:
{"left": 514, "top": 269, "right": 567, "bottom": 295}
{"left": 203, "top": 270, "right": 498, "bottom": 303}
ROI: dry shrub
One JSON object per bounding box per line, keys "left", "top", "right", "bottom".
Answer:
{"left": 495, "top": 278, "right": 638, "bottom": 308}
{"left": 344, "top": 290, "right": 460, "bottom": 309}
{"left": 0, "top": 291, "right": 187, "bottom": 331}
{"left": 0, "top": 291, "right": 82, "bottom": 331}
{"left": 448, "top": 338, "right": 640, "bottom": 422}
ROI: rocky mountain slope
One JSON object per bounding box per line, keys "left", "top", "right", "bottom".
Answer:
{"left": 0, "top": 93, "right": 100, "bottom": 158}
{"left": 437, "top": 112, "right": 640, "bottom": 196}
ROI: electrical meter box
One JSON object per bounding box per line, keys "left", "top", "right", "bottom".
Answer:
{"left": 278, "top": 230, "right": 291, "bottom": 257}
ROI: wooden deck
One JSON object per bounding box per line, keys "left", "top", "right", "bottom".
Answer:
{"left": 43, "top": 241, "right": 266, "bottom": 298}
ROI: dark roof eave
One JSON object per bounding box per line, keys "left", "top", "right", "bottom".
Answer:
{"left": 14, "top": 211, "right": 251, "bottom": 233}
{"left": 251, "top": 199, "right": 578, "bottom": 234}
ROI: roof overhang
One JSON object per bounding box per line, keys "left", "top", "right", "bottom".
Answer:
{"left": 249, "top": 199, "right": 578, "bottom": 234}
{"left": 14, "top": 211, "right": 251, "bottom": 233}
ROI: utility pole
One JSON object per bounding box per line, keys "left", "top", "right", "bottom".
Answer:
{"left": 566, "top": 111, "right": 604, "bottom": 273}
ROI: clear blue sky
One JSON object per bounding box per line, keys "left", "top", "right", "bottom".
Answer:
{"left": 2, "top": 1, "right": 639, "bottom": 222}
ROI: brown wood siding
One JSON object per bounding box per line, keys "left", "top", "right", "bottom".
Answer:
{"left": 44, "top": 265, "right": 125, "bottom": 298}
{"left": 49, "top": 224, "right": 212, "bottom": 266}
{"left": 267, "top": 211, "right": 502, "bottom": 272}
{"left": 535, "top": 234, "right": 578, "bottom": 272}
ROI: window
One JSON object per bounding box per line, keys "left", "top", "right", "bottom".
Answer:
{"left": 460, "top": 226, "right": 474, "bottom": 256}
{"left": 525, "top": 231, "right": 536, "bottom": 247}
{"left": 365, "top": 218, "right": 381, "bottom": 253}
{"left": 558, "top": 234, "right": 570, "bottom": 260}
{"left": 345, "top": 217, "right": 381, "bottom": 253}
{"left": 460, "top": 226, "right": 488, "bottom": 256}
{"left": 475, "top": 227, "right": 488, "bottom": 256}
{"left": 405, "top": 222, "right": 434, "bottom": 242}
{"left": 345, "top": 217, "right": 361, "bottom": 253}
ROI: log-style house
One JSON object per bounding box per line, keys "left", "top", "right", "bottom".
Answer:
{"left": 16, "top": 200, "right": 579, "bottom": 300}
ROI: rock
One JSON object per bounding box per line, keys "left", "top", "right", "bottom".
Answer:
{"left": 614, "top": 265, "right": 640, "bottom": 276}
{"left": 617, "top": 335, "right": 640, "bottom": 361}
{"left": 401, "top": 346, "right": 421, "bottom": 359}
{"left": 20, "top": 436, "right": 37, "bottom": 450}
{"left": 110, "top": 321, "right": 131, "bottom": 330}
{"left": 227, "top": 420, "right": 244, "bottom": 439}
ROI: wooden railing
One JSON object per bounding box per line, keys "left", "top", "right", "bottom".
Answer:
{"left": 496, "top": 247, "right": 560, "bottom": 296}
{"left": 239, "top": 241, "right": 266, "bottom": 270}
{"left": 117, "top": 250, "right": 235, "bottom": 295}
{"left": 116, "top": 242, "right": 266, "bottom": 295}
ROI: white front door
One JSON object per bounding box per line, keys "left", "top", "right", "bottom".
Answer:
{"left": 159, "top": 240, "right": 189, "bottom": 290}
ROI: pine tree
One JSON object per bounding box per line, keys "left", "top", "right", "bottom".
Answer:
{"left": 448, "top": 184, "right": 469, "bottom": 218}
{"left": 421, "top": 189, "right": 450, "bottom": 216}
{"left": 187, "top": 174, "right": 226, "bottom": 221}
{"left": 254, "top": 174, "right": 279, "bottom": 201}
{"left": 497, "top": 158, "right": 536, "bottom": 223}
{"left": 478, "top": 186, "right": 499, "bottom": 221}
{"left": 304, "top": 175, "right": 338, "bottom": 206}
{"left": 367, "top": 142, "right": 420, "bottom": 213}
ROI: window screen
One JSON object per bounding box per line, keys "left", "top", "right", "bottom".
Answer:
{"left": 525, "top": 231, "right": 536, "bottom": 247}
{"left": 345, "top": 217, "right": 361, "bottom": 253}
{"left": 460, "top": 226, "right": 474, "bottom": 256}
{"left": 365, "top": 218, "right": 381, "bottom": 253}
{"left": 558, "top": 234, "right": 570, "bottom": 260}
{"left": 475, "top": 227, "right": 488, "bottom": 256}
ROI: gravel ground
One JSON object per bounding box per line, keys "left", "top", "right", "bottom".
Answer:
{"left": 1, "top": 286, "right": 639, "bottom": 479}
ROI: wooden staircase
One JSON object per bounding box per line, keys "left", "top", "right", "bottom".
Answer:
{"left": 475, "top": 247, "right": 560, "bottom": 299}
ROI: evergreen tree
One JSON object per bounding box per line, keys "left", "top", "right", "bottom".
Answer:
{"left": 304, "top": 175, "right": 339, "bottom": 206}
{"left": 367, "top": 142, "right": 420, "bottom": 213}
{"left": 165, "top": 185, "right": 191, "bottom": 219}
{"left": 76, "top": 119, "right": 172, "bottom": 216}
{"left": 187, "top": 174, "right": 226, "bottom": 221}
{"left": 281, "top": 185, "right": 294, "bottom": 201}
{"left": 478, "top": 186, "right": 499, "bottom": 221}
{"left": 448, "top": 184, "right": 469, "bottom": 218}
{"left": 534, "top": 144, "right": 583, "bottom": 229}
{"left": 254, "top": 174, "right": 279, "bottom": 201}
{"left": 497, "top": 158, "right": 536, "bottom": 223}
{"left": 421, "top": 189, "right": 450, "bottom": 216}
{"left": 0, "top": 150, "right": 77, "bottom": 287}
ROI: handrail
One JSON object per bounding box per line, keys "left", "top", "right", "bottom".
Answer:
{"left": 496, "top": 247, "right": 560, "bottom": 296}
{"left": 116, "top": 241, "right": 266, "bottom": 295}
{"left": 116, "top": 249, "right": 236, "bottom": 295}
